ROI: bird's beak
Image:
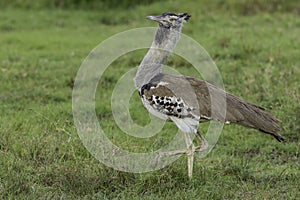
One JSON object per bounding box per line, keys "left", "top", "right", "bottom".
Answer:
{"left": 146, "top": 15, "right": 162, "bottom": 22}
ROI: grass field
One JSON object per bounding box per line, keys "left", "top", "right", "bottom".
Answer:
{"left": 1, "top": 0, "right": 300, "bottom": 199}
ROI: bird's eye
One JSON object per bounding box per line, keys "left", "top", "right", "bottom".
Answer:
{"left": 169, "top": 18, "right": 175, "bottom": 22}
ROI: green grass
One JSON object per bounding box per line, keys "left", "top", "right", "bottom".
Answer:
{"left": 1, "top": 0, "right": 300, "bottom": 199}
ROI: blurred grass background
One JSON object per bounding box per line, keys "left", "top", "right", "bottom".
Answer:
{"left": 1, "top": 0, "right": 300, "bottom": 14}
{"left": 0, "top": 0, "right": 299, "bottom": 199}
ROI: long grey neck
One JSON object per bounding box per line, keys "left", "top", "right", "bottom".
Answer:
{"left": 135, "top": 25, "right": 182, "bottom": 89}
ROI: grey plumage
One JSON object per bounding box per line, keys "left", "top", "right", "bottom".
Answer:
{"left": 135, "top": 13, "right": 186, "bottom": 89}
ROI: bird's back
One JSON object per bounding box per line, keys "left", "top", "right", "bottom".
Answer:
{"left": 141, "top": 73, "right": 284, "bottom": 141}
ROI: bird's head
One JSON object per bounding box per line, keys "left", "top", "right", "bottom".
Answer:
{"left": 147, "top": 12, "right": 191, "bottom": 29}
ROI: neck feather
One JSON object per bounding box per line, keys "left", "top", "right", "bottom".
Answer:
{"left": 135, "top": 25, "right": 182, "bottom": 89}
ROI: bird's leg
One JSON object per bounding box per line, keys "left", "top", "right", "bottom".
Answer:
{"left": 184, "top": 131, "right": 195, "bottom": 180}
{"left": 194, "top": 131, "right": 208, "bottom": 152}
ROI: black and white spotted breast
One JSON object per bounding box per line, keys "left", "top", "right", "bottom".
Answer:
{"left": 139, "top": 82, "right": 197, "bottom": 119}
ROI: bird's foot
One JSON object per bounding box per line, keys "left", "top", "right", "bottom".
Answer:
{"left": 194, "top": 138, "right": 209, "bottom": 152}
{"left": 151, "top": 139, "right": 208, "bottom": 170}
{"left": 152, "top": 149, "right": 187, "bottom": 169}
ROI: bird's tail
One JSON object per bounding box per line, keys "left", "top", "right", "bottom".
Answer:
{"left": 226, "top": 94, "right": 284, "bottom": 142}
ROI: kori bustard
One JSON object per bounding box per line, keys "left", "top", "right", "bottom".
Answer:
{"left": 134, "top": 12, "right": 284, "bottom": 179}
